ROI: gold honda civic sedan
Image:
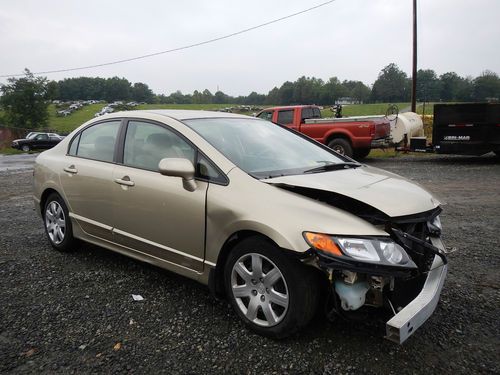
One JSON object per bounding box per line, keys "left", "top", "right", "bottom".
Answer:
{"left": 34, "top": 110, "right": 448, "bottom": 343}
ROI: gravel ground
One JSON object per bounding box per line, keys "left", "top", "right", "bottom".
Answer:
{"left": 0, "top": 153, "right": 499, "bottom": 374}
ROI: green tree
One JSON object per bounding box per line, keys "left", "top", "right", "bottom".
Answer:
{"left": 439, "top": 72, "right": 471, "bottom": 101}
{"left": 131, "top": 82, "right": 154, "bottom": 103}
{"left": 472, "top": 70, "right": 500, "bottom": 101}
{"left": 371, "top": 63, "right": 410, "bottom": 102}
{"left": 416, "top": 69, "right": 441, "bottom": 101}
{"left": 0, "top": 69, "right": 50, "bottom": 128}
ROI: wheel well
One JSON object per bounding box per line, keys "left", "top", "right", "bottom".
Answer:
{"left": 209, "top": 230, "right": 278, "bottom": 299}
{"left": 40, "top": 188, "right": 59, "bottom": 212}
{"left": 326, "top": 133, "right": 352, "bottom": 146}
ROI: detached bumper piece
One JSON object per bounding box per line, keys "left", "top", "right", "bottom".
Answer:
{"left": 385, "top": 237, "right": 448, "bottom": 343}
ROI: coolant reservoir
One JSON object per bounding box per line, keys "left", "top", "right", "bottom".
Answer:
{"left": 334, "top": 280, "right": 370, "bottom": 311}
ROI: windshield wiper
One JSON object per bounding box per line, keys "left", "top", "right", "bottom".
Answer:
{"left": 304, "top": 162, "right": 361, "bottom": 174}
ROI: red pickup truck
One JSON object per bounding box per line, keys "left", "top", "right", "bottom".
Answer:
{"left": 256, "top": 105, "right": 391, "bottom": 158}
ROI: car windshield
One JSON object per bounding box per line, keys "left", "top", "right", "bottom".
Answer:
{"left": 26, "top": 133, "right": 39, "bottom": 139}
{"left": 184, "top": 118, "right": 346, "bottom": 178}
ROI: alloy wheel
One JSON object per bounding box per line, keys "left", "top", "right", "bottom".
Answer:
{"left": 45, "top": 201, "right": 66, "bottom": 245}
{"left": 231, "top": 253, "right": 289, "bottom": 327}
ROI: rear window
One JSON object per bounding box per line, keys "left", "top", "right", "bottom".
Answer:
{"left": 277, "top": 110, "right": 293, "bottom": 125}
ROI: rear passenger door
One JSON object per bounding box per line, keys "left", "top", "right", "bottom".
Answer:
{"left": 111, "top": 120, "right": 208, "bottom": 272}
{"left": 59, "top": 120, "right": 122, "bottom": 241}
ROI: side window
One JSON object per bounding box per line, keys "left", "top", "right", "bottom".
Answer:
{"left": 123, "top": 121, "right": 195, "bottom": 171}
{"left": 36, "top": 134, "right": 49, "bottom": 140}
{"left": 301, "top": 108, "right": 313, "bottom": 121}
{"left": 277, "top": 110, "right": 294, "bottom": 125}
{"left": 196, "top": 153, "right": 227, "bottom": 184}
{"left": 257, "top": 111, "right": 273, "bottom": 121}
{"left": 312, "top": 107, "right": 321, "bottom": 118}
{"left": 68, "top": 133, "right": 81, "bottom": 155}
{"left": 75, "top": 121, "right": 121, "bottom": 162}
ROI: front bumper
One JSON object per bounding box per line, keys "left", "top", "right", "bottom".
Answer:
{"left": 385, "top": 237, "right": 447, "bottom": 343}
{"left": 11, "top": 142, "right": 20, "bottom": 149}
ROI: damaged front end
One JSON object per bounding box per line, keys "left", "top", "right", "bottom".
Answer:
{"left": 276, "top": 184, "right": 449, "bottom": 344}
{"left": 303, "top": 208, "right": 448, "bottom": 344}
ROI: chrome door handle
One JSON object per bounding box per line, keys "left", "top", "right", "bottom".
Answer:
{"left": 64, "top": 165, "right": 78, "bottom": 174}
{"left": 114, "top": 177, "right": 135, "bottom": 187}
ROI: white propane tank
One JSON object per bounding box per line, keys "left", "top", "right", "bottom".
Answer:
{"left": 391, "top": 112, "right": 424, "bottom": 144}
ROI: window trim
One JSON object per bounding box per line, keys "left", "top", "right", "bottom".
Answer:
{"left": 66, "top": 119, "right": 125, "bottom": 164}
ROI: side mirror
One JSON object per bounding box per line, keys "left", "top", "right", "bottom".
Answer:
{"left": 158, "top": 158, "right": 197, "bottom": 192}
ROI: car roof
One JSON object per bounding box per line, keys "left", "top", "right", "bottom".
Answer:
{"left": 105, "top": 109, "right": 253, "bottom": 121}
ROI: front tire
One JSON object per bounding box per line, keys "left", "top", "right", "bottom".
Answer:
{"left": 21, "top": 145, "right": 30, "bottom": 152}
{"left": 224, "top": 236, "right": 319, "bottom": 339}
{"left": 327, "top": 138, "right": 353, "bottom": 157}
{"left": 43, "top": 193, "right": 76, "bottom": 251}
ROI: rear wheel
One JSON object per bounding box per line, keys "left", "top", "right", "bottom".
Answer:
{"left": 327, "top": 138, "right": 353, "bottom": 158}
{"left": 21, "top": 145, "right": 30, "bottom": 152}
{"left": 353, "top": 147, "right": 371, "bottom": 159}
{"left": 43, "top": 193, "right": 76, "bottom": 251}
{"left": 224, "top": 236, "right": 319, "bottom": 338}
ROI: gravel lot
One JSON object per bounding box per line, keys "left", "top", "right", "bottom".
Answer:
{"left": 1, "top": 153, "right": 499, "bottom": 374}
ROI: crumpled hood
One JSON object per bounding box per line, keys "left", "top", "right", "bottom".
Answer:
{"left": 262, "top": 165, "right": 441, "bottom": 217}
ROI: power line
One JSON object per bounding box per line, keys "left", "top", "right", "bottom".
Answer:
{"left": 1, "top": 0, "right": 336, "bottom": 78}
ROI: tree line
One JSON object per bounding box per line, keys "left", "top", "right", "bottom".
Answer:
{"left": 44, "top": 64, "right": 500, "bottom": 105}
{"left": 1, "top": 65, "right": 499, "bottom": 128}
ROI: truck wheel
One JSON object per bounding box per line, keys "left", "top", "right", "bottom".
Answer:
{"left": 354, "top": 148, "right": 371, "bottom": 159}
{"left": 21, "top": 145, "right": 31, "bottom": 152}
{"left": 328, "top": 138, "right": 353, "bottom": 157}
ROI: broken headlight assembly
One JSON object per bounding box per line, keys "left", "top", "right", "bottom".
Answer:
{"left": 303, "top": 232, "right": 417, "bottom": 272}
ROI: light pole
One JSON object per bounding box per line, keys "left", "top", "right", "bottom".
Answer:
{"left": 411, "top": 0, "right": 417, "bottom": 113}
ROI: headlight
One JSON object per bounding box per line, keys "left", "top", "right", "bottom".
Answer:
{"left": 304, "top": 232, "right": 414, "bottom": 267}
{"left": 427, "top": 215, "right": 442, "bottom": 236}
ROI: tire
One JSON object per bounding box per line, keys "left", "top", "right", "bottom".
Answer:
{"left": 224, "top": 236, "right": 319, "bottom": 339}
{"left": 353, "top": 147, "right": 371, "bottom": 159}
{"left": 327, "top": 138, "right": 353, "bottom": 158}
{"left": 21, "top": 145, "right": 30, "bottom": 152}
{"left": 43, "top": 193, "right": 76, "bottom": 251}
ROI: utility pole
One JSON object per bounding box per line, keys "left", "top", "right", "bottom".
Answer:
{"left": 411, "top": 0, "right": 417, "bottom": 112}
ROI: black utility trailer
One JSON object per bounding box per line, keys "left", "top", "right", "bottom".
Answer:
{"left": 411, "top": 103, "right": 500, "bottom": 156}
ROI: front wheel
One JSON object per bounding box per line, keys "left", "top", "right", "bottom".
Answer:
{"left": 21, "top": 145, "right": 30, "bottom": 152}
{"left": 327, "top": 138, "right": 353, "bottom": 158}
{"left": 224, "top": 236, "right": 319, "bottom": 338}
{"left": 43, "top": 193, "right": 76, "bottom": 251}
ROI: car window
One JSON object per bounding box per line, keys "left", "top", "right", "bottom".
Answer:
{"left": 257, "top": 111, "right": 273, "bottom": 121}
{"left": 277, "top": 110, "right": 293, "bottom": 125}
{"left": 36, "top": 134, "right": 49, "bottom": 140}
{"left": 123, "top": 121, "right": 195, "bottom": 171}
{"left": 196, "top": 153, "right": 227, "bottom": 184}
{"left": 301, "top": 107, "right": 313, "bottom": 121}
{"left": 72, "top": 121, "right": 121, "bottom": 162}
{"left": 185, "top": 118, "right": 344, "bottom": 178}
{"left": 312, "top": 107, "right": 321, "bottom": 118}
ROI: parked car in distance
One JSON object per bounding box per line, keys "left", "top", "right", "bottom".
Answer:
{"left": 12, "top": 132, "right": 64, "bottom": 152}
{"left": 256, "top": 105, "right": 391, "bottom": 158}
{"left": 33, "top": 110, "right": 448, "bottom": 343}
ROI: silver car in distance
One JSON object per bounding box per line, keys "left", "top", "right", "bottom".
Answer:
{"left": 33, "top": 110, "right": 448, "bottom": 343}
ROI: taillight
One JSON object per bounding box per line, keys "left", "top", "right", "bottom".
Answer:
{"left": 369, "top": 123, "right": 375, "bottom": 137}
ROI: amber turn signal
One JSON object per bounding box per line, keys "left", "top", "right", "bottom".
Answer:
{"left": 303, "top": 232, "right": 342, "bottom": 256}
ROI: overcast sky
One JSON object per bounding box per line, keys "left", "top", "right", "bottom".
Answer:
{"left": 1, "top": 0, "right": 499, "bottom": 96}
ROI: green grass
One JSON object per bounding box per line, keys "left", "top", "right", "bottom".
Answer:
{"left": 135, "top": 103, "right": 239, "bottom": 111}
{"left": 47, "top": 103, "right": 105, "bottom": 133}
{"left": 0, "top": 147, "right": 27, "bottom": 155}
